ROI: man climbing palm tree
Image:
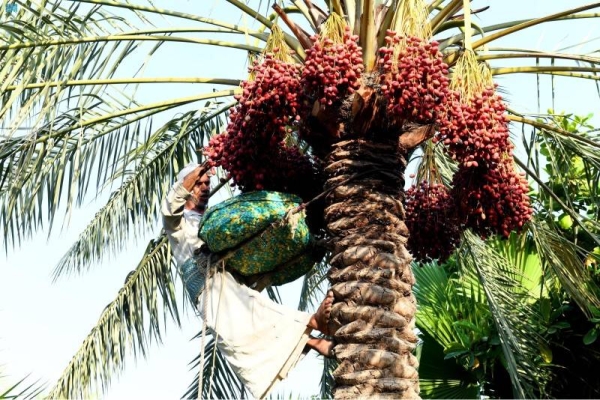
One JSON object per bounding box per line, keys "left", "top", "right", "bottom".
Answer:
{"left": 161, "top": 163, "right": 335, "bottom": 398}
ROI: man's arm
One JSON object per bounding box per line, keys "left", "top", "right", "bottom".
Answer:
{"left": 161, "top": 164, "right": 210, "bottom": 232}
{"left": 161, "top": 180, "right": 192, "bottom": 233}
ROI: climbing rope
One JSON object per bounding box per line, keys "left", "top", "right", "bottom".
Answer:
{"left": 197, "top": 255, "right": 211, "bottom": 399}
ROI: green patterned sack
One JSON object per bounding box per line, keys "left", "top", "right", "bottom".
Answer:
{"left": 268, "top": 251, "right": 317, "bottom": 286}
{"left": 198, "top": 191, "right": 316, "bottom": 284}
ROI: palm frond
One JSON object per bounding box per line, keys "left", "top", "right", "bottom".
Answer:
{"left": 439, "top": 6, "right": 600, "bottom": 50}
{"left": 480, "top": 50, "right": 600, "bottom": 66}
{"left": 266, "top": 285, "right": 282, "bottom": 303}
{"left": 417, "top": 330, "right": 479, "bottom": 399}
{"left": 419, "top": 378, "right": 479, "bottom": 399}
{"left": 182, "top": 335, "right": 247, "bottom": 400}
{"left": 0, "top": 0, "right": 265, "bottom": 250}
{"left": 414, "top": 263, "right": 475, "bottom": 350}
{"left": 319, "top": 355, "right": 337, "bottom": 400}
{"left": 459, "top": 231, "right": 549, "bottom": 399}
{"left": 430, "top": 0, "right": 463, "bottom": 33}
{"left": 1, "top": 3, "right": 137, "bottom": 134}
{"left": 79, "top": 0, "right": 270, "bottom": 39}
{"left": 47, "top": 235, "right": 179, "bottom": 399}
{"left": 298, "top": 255, "right": 330, "bottom": 312}
{"left": 529, "top": 219, "right": 600, "bottom": 317}
{"left": 0, "top": 91, "right": 237, "bottom": 249}
{"left": 533, "top": 114, "right": 600, "bottom": 209}
{"left": 0, "top": 373, "right": 45, "bottom": 400}
{"left": 508, "top": 113, "right": 600, "bottom": 151}
{"left": 225, "top": 0, "right": 304, "bottom": 57}
{"left": 415, "top": 228, "right": 553, "bottom": 397}
{"left": 488, "top": 233, "right": 545, "bottom": 299}
{"left": 1, "top": 0, "right": 257, "bottom": 247}
{"left": 3, "top": 77, "right": 241, "bottom": 93}
{"left": 471, "top": 3, "right": 600, "bottom": 50}
{"left": 492, "top": 65, "right": 600, "bottom": 81}
{"left": 52, "top": 104, "right": 229, "bottom": 279}
{"left": 511, "top": 112, "right": 600, "bottom": 308}
{"left": 296, "top": 255, "right": 333, "bottom": 398}
{"left": 516, "top": 156, "right": 600, "bottom": 245}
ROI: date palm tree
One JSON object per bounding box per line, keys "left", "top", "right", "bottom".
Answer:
{"left": 1, "top": 0, "right": 600, "bottom": 399}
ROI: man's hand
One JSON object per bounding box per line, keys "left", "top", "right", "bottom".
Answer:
{"left": 181, "top": 163, "right": 210, "bottom": 192}
{"left": 182, "top": 163, "right": 212, "bottom": 213}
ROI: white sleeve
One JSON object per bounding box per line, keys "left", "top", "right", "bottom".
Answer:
{"left": 161, "top": 181, "right": 192, "bottom": 263}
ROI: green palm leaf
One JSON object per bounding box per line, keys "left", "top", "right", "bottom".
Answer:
{"left": 415, "top": 232, "right": 553, "bottom": 399}
{"left": 529, "top": 219, "right": 600, "bottom": 317}
{"left": 0, "top": 0, "right": 253, "bottom": 245}
{"left": 417, "top": 330, "right": 479, "bottom": 399}
{"left": 182, "top": 335, "right": 247, "bottom": 400}
{"left": 319, "top": 355, "right": 337, "bottom": 400}
{"left": 488, "top": 233, "right": 545, "bottom": 299}
{"left": 298, "top": 256, "right": 330, "bottom": 313}
{"left": 47, "top": 234, "right": 179, "bottom": 399}
{"left": 510, "top": 109, "right": 600, "bottom": 316}
{"left": 0, "top": 90, "right": 237, "bottom": 249}
{"left": 0, "top": 373, "right": 44, "bottom": 400}
{"left": 459, "top": 231, "right": 549, "bottom": 399}
{"left": 413, "top": 264, "right": 481, "bottom": 399}
{"left": 296, "top": 257, "right": 335, "bottom": 399}
{"left": 52, "top": 104, "right": 229, "bottom": 278}
{"left": 414, "top": 263, "right": 477, "bottom": 350}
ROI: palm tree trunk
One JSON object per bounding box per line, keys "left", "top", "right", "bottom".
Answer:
{"left": 324, "top": 138, "right": 420, "bottom": 399}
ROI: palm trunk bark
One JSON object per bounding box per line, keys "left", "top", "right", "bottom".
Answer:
{"left": 324, "top": 138, "right": 420, "bottom": 399}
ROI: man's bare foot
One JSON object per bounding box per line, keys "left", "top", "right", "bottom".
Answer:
{"left": 308, "top": 290, "right": 334, "bottom": 335}
{"left": 307, "top": 336, "right": 336, "bottom": 358}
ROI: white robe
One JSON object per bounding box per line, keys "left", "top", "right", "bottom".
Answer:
{"left": 162, "top": 180, "right": 312, "bottom": 399}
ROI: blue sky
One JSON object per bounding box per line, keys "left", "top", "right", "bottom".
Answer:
{"left": 1, "top": 1, "right": 600, "bottom": 399}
